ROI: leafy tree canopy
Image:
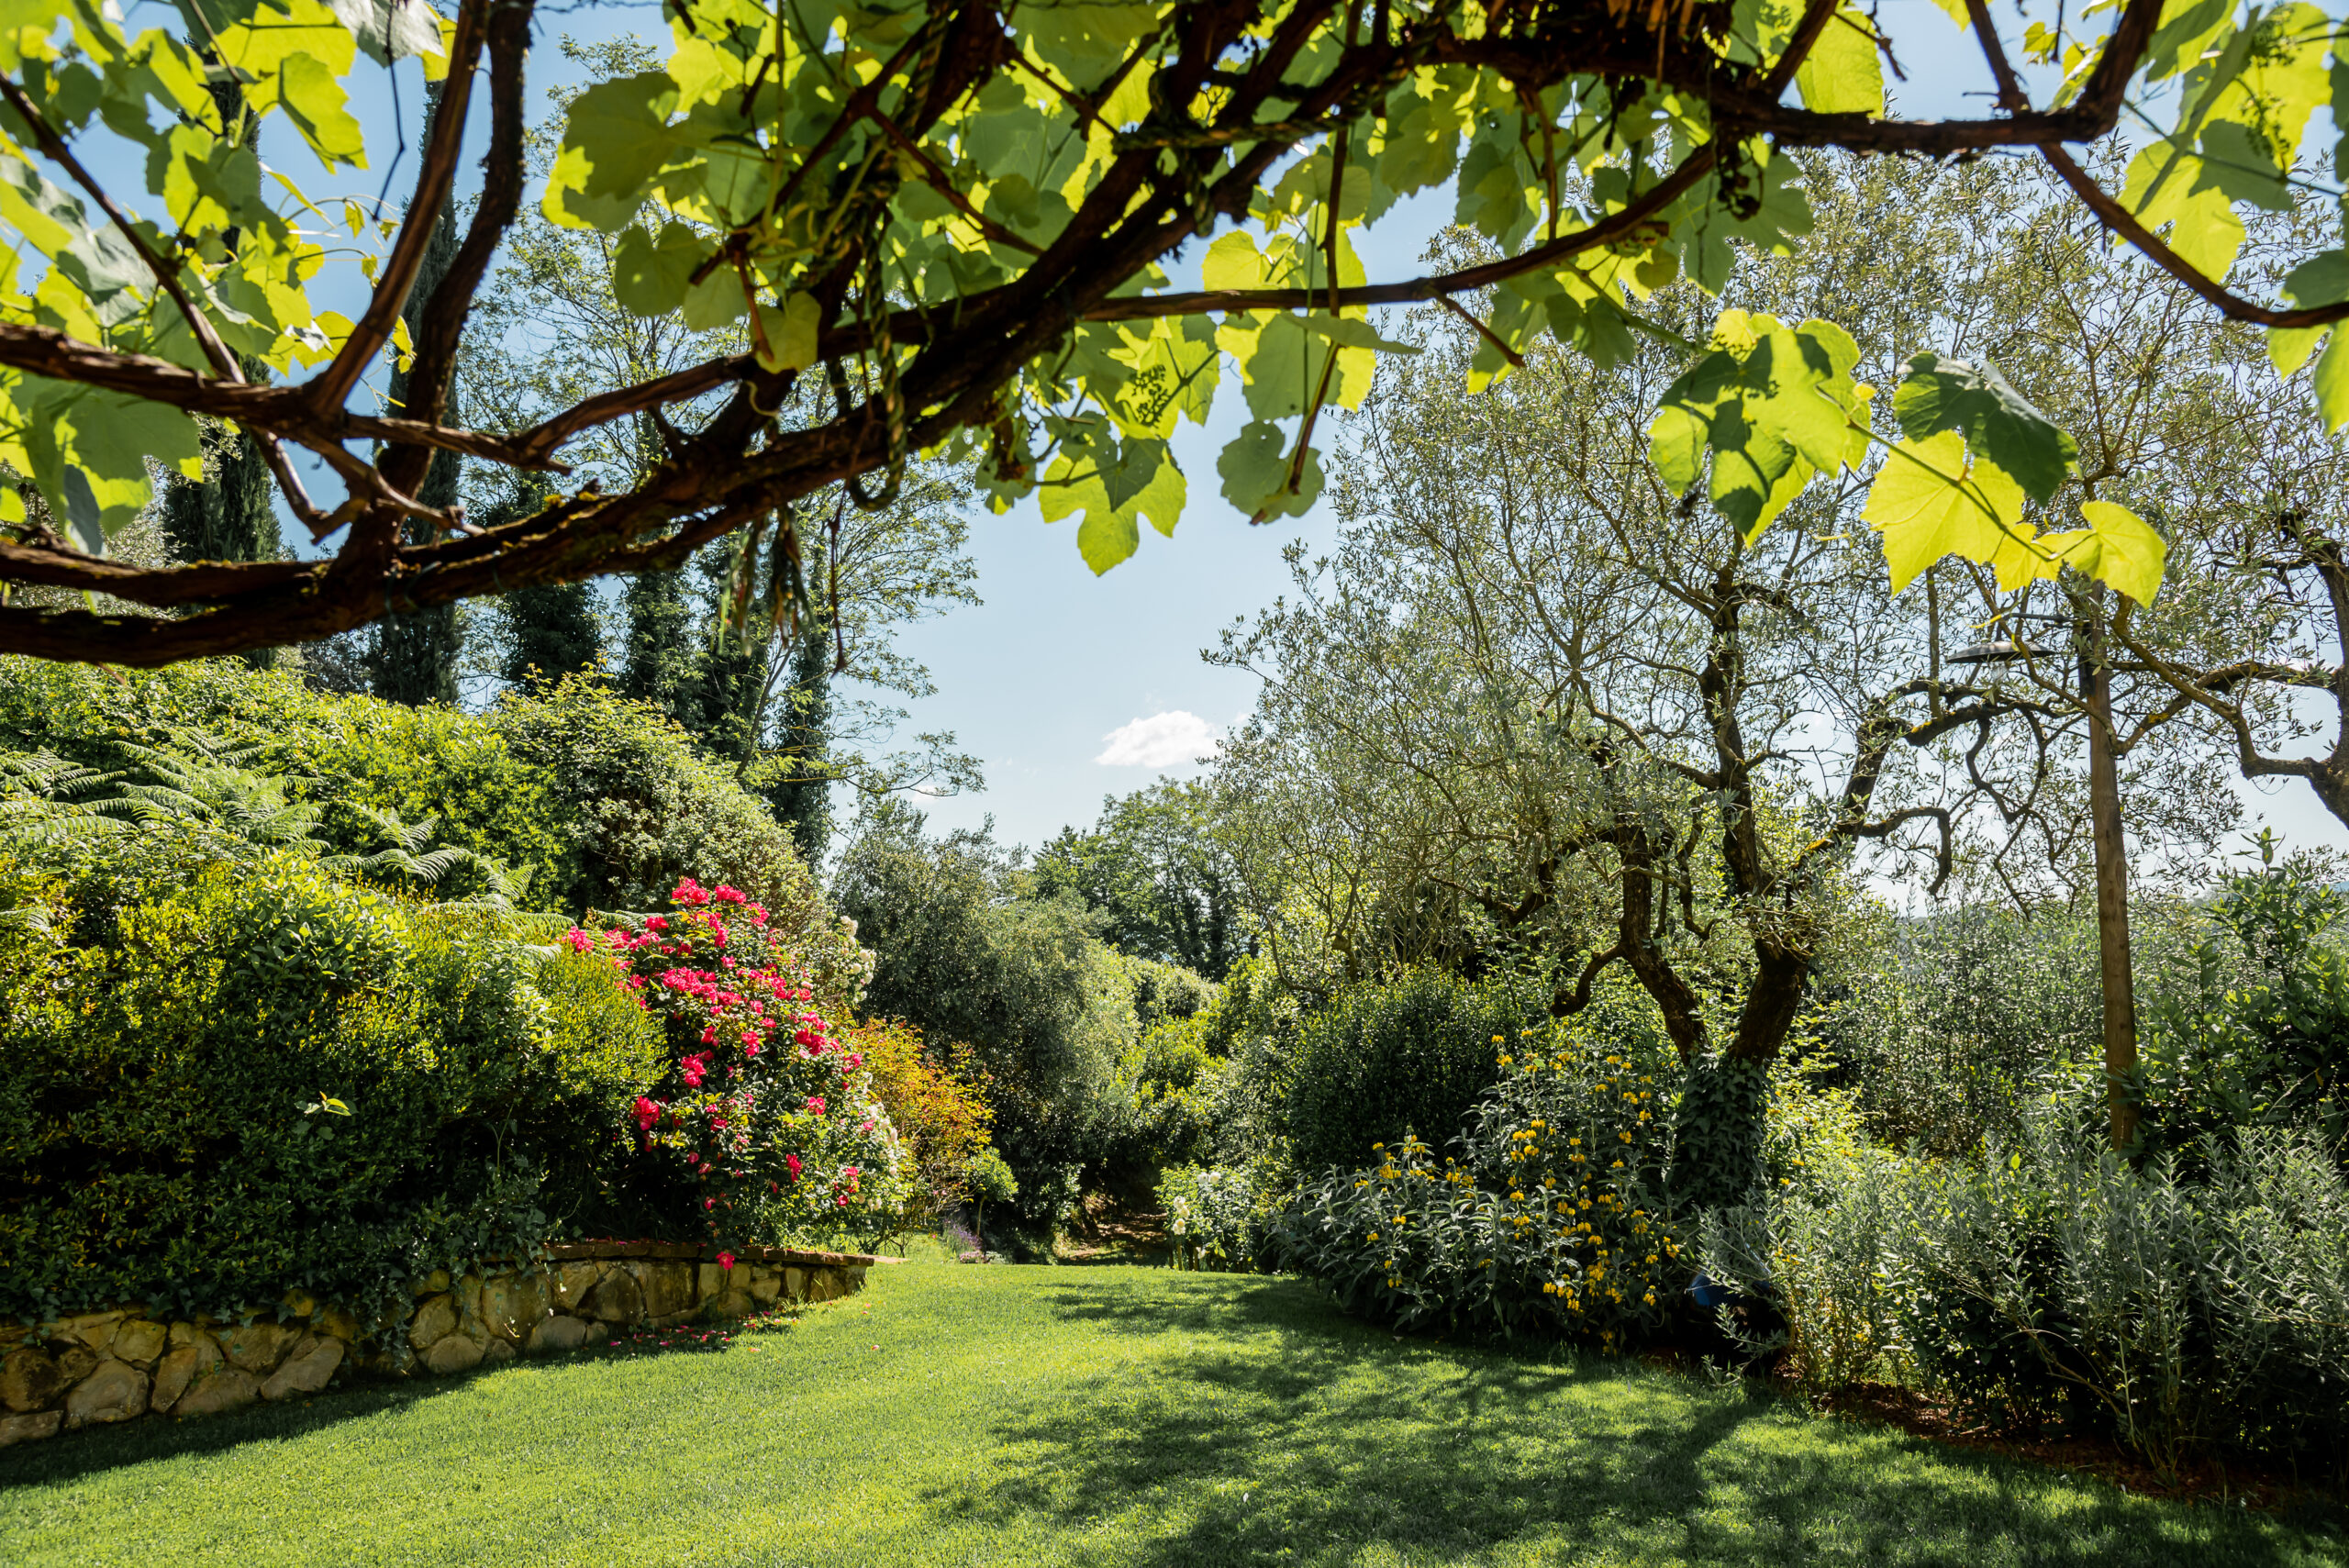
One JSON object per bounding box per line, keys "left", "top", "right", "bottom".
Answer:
{"left": 1033, "top": 779, "right": 1250, "bottom": 978}
{"left": 0, "top": 0, "right": 2339, "bottom": 662}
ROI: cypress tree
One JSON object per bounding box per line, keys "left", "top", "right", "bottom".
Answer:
{"left": 371, "top": 83, "right": 463, "bottom": 707}
{"left": 159, "top": 406, "right": 278, "bottom": 567}
{"left": 766, "top": 615, "right": 834, "bottom": 861}
{"left": 693, "top": 632, "right": 771, "bottom": 764}
{"left": 687, "top": 532, "right": 774, "bottom": 763}
{"left": 619, "top": 569, "right": 700, "bottom": 727}
{"left": 487, "top": 473, "right": 599, "bottom": 689}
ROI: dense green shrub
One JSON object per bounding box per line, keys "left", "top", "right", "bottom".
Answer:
{"left": 2139, "top": 853, "right": 2349, "bottom": 1165}
{"left": 1700, "top": 1109, "right": 2349, "bottom": 1476}
{"left": 0, "top": 853, "right": 661, "bottom": 1328}
{"left": 833, "top": 806, "right": 1134, "bottom": 1251}
{"left": 1815, "top": 904, "right": 2103, "bottom": 1155}
{"left": 0, "top": 660, "right": 844, "bottom": 940}
{"left": 484, "top": 673, "right": 840, "bottom": 927}
{"left": 1816, "top": 896, "right": 2220, "bottom": 1158}
{"left": 1121, "top": 953, "right": 1218, "bottom": 1031}
{"left": 1166, "top": 953, "right": 1303, "bottom": 1171}
{"left": 1279, "top": 967, "right": 1548, "bottom": 1175}
{"left": 1274, "top": 993, "right": 1684, "bottom": 1344}
{"left": 1112, "top": 1015, "right": 1230, "bottom": 1174}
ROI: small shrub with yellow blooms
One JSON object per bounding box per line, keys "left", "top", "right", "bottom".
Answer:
{"left": 1272, "top": 1013, "right": 1683, "bottom": 1345}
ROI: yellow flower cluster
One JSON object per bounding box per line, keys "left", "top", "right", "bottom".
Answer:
{"left": 1308, "top": 1015, "right": 1681, "bottom": 1345}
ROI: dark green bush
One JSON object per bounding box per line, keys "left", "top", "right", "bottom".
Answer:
{"left": 1280, "top": 967, "right": 1548, "bottom": 1174}
{"left": 2139, "top": 853, "right": 2349, "bottom": 1165}
{"left": 482, "top": 673, "right": 836, "bottom": 924}
{"left": 0, "top": 852, "right": 661, "bottom": 1327}
{"left": 0, "top": 659, "right": 846, "bottom": 944}
{"left": 1113, "top": 1015, "right": 1228, "bottom": 1174}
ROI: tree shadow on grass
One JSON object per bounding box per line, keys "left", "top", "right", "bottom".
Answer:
{"left": 0, "top": 1322, "right": 751, "bottom": 1492}
{"left": 934, "top": 1275, "right": 2347, "bottom": 1568}
{"left": 0, "top": 1377, "right": 453, "bottom": 1488}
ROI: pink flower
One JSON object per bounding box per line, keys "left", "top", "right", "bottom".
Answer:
{"left": 703, "top": 1197, "right": 716, "bottom": 1210}
{"left": 647, "top": 915, "right": 669, "bottom": 931}
{"left": 714, "top": 885, "right": 747, "bottom": 904}
{"left": 633, "top": 1096, "right": 661, "bottom": 1131}
{"left": 845, "top": 1053, "right": 863, "bottom": 1070}
{"left": 859, "top": 1119, "right": 874, "bottom": 1134}
{"left": 785, "top": 1153, "right": 803, "bottom": 1179}
{"left": 562, "top": 928, "right": 594, "bottom": 953}
{"left": 717, "top": 1251, "right": 736, "bottom": 1270}
{"left": 806, "top": 1095, "right": 827, "bottom": 1116}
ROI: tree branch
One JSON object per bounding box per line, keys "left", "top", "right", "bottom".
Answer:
{"left": 381, "top": 0, "right": 535, "bottom": 497}
{"left": 306, "top": 0, "right": 488, "bottom": 413}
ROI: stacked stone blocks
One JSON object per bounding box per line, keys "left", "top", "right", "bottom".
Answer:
{"left": 0, "top": 1242, "right": 876, "bottom": 1447}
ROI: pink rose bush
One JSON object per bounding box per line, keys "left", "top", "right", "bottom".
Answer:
{"left": 570, "top": 877, "right": 908, "bottom": 1247}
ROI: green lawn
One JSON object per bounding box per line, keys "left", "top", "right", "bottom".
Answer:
{"left": 4, "top": 1254, "right": 2343, "bottom": 1567}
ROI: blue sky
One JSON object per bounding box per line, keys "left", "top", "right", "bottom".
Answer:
{"left": 139, "top": 0, "right": 2349, "bottom": 862}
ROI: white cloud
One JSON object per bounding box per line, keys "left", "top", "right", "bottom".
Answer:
{"left": 1096, "top": 710, "right": 1219, "bottom": 768}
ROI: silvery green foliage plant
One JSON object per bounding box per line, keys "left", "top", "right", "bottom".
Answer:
{"left": 1697, "top": 1146, "right": 1902, "bottom": 1396}
{"left": 1703, "top": 1105, "right": 2349, "bottom": 1476}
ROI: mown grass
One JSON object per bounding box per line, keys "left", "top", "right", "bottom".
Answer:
{"left": 4, "top": 1253, "right": 2343, "bottom": 1567}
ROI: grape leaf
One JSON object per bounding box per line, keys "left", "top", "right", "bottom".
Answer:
{"left": 612, "top": 221, "right": 706, "bottom": 317}
{"left": 1218, "top": 418, "right": 1322, "bottom": 521}
{"left": 2271, "top": 249, "right": 2349, "bottom": 395}
{"left": 756, "top": 291, "right": 819, "bottom": 373}
{"left": 1862, "top": 430, "right": 2028, "bottom": 593}
{"left": 1797, "top": 8, "right": 1886, "bottom": 115}
{"left": 1649, "top": 310, "right": 1867, "bottom": 540}
{"left": 276, "top": 50, "right": 366, "bottom": 171}
{"left": 1040, "top": 428, "right": 1187, "bottom": 573}
{"left": 326, "top": 0, "right": 442, "bottom": 68}
{"left": 17, "top": 382, "right": 201, "bottom": 550}
{"left": 1890, "top": 353, "right": 2076, "bottom": 501}
{"left": 544, "top": 72, "right": 682, "bottom": 231}
{"left": 2038, "top": 499, "right": 2167, "bottom": 606}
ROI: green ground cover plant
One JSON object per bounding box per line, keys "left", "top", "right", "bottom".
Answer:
{"left": 2, "top": 1258, "right": 2340, "bottom": 1568}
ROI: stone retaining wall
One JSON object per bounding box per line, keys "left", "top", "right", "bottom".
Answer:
{"left": 0, "top": 1242, "right": 880, "bottom": 1449}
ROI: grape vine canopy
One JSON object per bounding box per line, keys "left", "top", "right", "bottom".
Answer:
{"left": 0, "top": 0, "right": 2341, "bottom": 663}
